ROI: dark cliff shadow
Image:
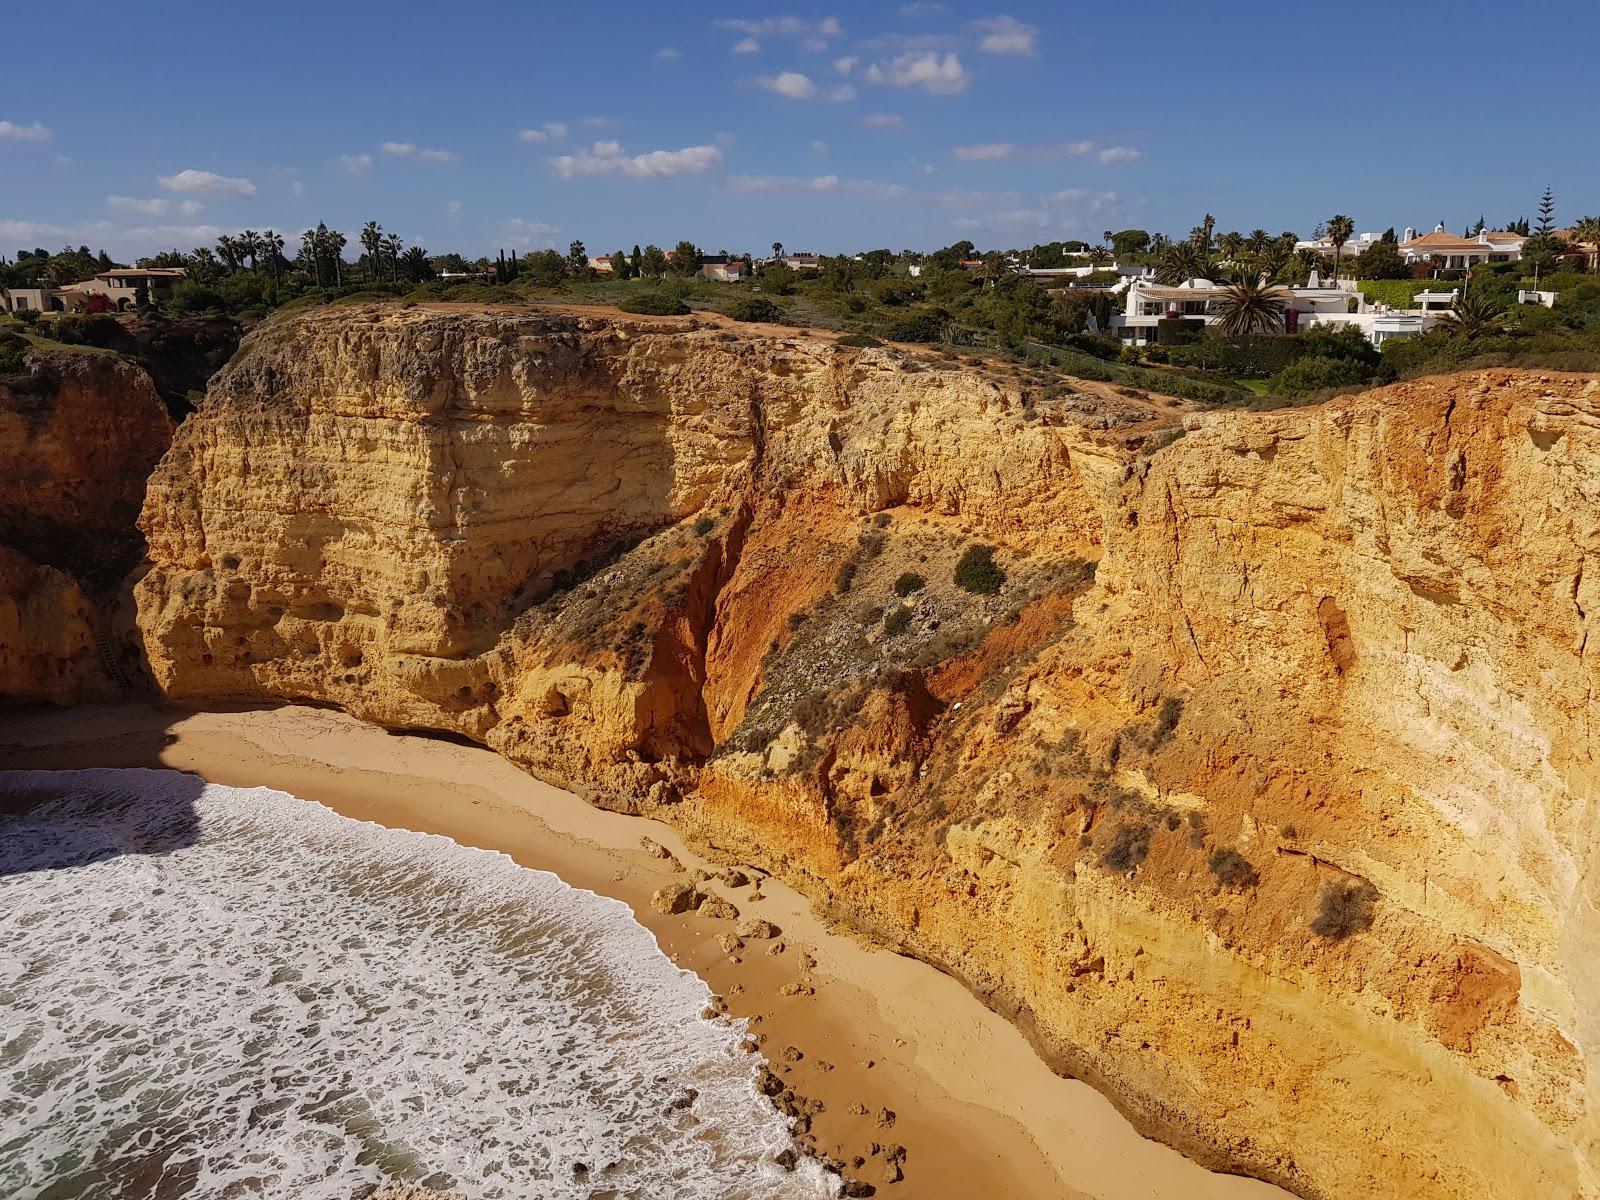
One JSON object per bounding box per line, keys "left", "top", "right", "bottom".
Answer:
{"left": 0, "top": 761, "right": 206, "bottom": 878}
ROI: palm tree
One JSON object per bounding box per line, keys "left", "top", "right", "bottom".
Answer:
{"left": 1573, "top": 216, "right": 1600, "bottom": 273}
{"left": 1246, "top": 229, "right": 1270, "bottom": 256}
{"left": 381, "top": 233, "right": 403, "bottom": 282}
{"left": 1325, "top": 214, "right": 1355, "bottom": 282}
{"left": 259, "top": 230, "right": 285, "bottom": 281}
{"left": 771, "top": 240, "right": 784, "bottom": 261}
{"left": 1188, "top": 214, "right": 1216, "bottom": 251}
{"left": 360, "top": 221, "right": 383, "bottom": 281}
{"left": 216, "top": 233, "right": 242, "bottom": 273}
{"left": 1155, "top": 241, "right": 1215, "bottom": 285}
{"left": 400, "top": 245, "right": 434, "bottom": 282}
{"left": 1214, "top": 274, "right": 1289, "bottom": 336}
{"left": 238, "top": 230, "right": 261, "bottom": 272}
{"left": 980, "top": 251, "right": 1008, "bottom": 288}
{"left": 1446, "top": 290, "right": 1505, "bottom": 340}
{"left": 1218, "top": 231, "right": 1245, "bottom": 262}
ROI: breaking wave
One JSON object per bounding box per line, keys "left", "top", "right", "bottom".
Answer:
{"left": 0, "top": 768, "right": 833, "bottom": 1200}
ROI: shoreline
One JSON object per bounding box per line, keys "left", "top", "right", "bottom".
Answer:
{"left": 0, "top": 702, "right": 1290, "bottom": 1200}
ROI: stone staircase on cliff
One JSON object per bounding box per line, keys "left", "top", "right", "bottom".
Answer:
{"left": 92, "top": 610, "right": 130, "bottom": 693}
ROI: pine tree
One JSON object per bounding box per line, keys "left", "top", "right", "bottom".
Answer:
{"left": 1536, "top": 188, "right": 1556, "bottom": 237}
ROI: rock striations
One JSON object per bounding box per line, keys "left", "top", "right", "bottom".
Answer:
{"left": 124, "top": 304, "right": 1598, "bottom": 1198}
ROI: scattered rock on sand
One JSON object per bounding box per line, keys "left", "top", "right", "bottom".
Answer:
{"left": 842, "top": 1181, "right": 876, "bottom": 1197}
{"left": 698, "top": 896, "right": 740, "bottom": 921}
{"left": 639, "top": 837, "right": 673, "bottom": 860}
{"left": 767, "top": 941, "right": 786, "bottom": 956}
{"left": 779, "top": 981, "right": 813, "bottom": 997}
{"left": 650, "top": 881, "right": 701, "bottom": 915}
{"left": 875, "top": 1107, "right": 897, "bottom": 1129}
{"left": 736, "top": 918, "right": 780, "bottom": 940}
{"left": 799, "top": 952, "right": 818, "bottom": 972}
{"left": 717, "top": 932, "right": 745, "bottom": 954}
{"left": 719, "top": 868, "right": 751, "bottom": 888}
{"left": 849, "top": 1101, "right": 869, "bottom": 1116}
{"left": 781, "top": 1045, "right": 803, "bottom": 1062}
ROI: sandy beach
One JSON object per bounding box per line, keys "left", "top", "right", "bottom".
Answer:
{"left": 0, "top": 702, "right": 1291, "bottom": 1200}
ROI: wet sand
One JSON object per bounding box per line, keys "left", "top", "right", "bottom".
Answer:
{"left": 0, "top": 702, "right": 1292, "bottom": 1200}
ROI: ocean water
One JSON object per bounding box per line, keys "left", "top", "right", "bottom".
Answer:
{"left": 0, "top": 768, "right": 835, "bottom": 1200}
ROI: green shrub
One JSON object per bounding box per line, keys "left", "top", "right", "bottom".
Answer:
{"left": 618, "top": 291, "right": 690, "bottom": 316}
{"left": 0, "top": 330, "right": 29, "bottom": 375}
{"left": 1102, "top": 822, "right": 1152, "bottom": 873}
{"left": 885, "top": 308, "right": 946, "bottom": 343}
{"left": 692, "top": 515, "right": 714, "bottom": 536}
{"left": 1358, "top": 279, "right": 1432, "bottom": 310}
{"left": 883, "top": 606, "right": 913, "bottom": 636}
{"left": 953, "top": 545, "right": 1005, "bottom": 595}
{"left": 1208, "top": 847, "right": 1259, "bottom": 889}
{"left": 1269, "top": 355, "right": 1373, "bottom": 395}
{"left": 1312, "top": 879, "right": 1378, "bottom": 939}
{"left": 836, "top": 332, "right": 882, "bottom": 348}
{"left": 893, "top": 571, "right": 926, "bottom": 597}
{"left": 834, "top": 558, "right": 858, "bottom": 593}
{"left": 724, "top": 296, "right": 783, "bottom": 323}
{"left": 14, "top": 309, "right": 40, "bottom": 326}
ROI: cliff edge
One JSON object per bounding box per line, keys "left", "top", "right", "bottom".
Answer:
{"left": 130, "top": 304, "right": 1600, "bottom": 1198}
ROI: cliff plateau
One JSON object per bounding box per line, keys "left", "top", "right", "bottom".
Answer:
{"left": 126, "top": 305, "right": 1598, "bottom": 1198}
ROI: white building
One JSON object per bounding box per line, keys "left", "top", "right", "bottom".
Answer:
{"left": 1294, "top": 230, "right": 1385, "bottom": 258}
{"left": 1398, "top": 224, "right": 1525, "bottom": 273}
{"left": 1111, "top": 277, "right": 1444, "bottom": 347}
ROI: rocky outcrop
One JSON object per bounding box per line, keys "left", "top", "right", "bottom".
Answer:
{"left": 132, "top": 304, "right": 1600, "bottom": 1198}
{"left": 0, "top": 347, "right": 173, "bottom": 704}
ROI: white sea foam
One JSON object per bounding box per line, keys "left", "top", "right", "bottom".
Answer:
{"left": 0, "top": 768, "right": 835, "bottom": 1200}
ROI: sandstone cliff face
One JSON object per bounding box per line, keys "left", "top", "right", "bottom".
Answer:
{"left": 0, "top": 347, "right": 173, "bottom": 704}
{"left": 134, "top": 304, "right": 1600, "bottom": 1198}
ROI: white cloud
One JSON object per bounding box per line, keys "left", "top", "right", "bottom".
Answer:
{"left": 801, "top": 36, "right": 828, "bottom": 51}
{"left": 760, "top": 71, "right": 817, "bottom": 100}
{"left": 0, "top": 120, "right": 51, "bottom": 142}
{"left": 811, "top": 139, "right": 828, "bottom": 154}
{"left": 714, "top": 16, "right": 840, "bottom": 38}
{"left": 447, "top": 200, "right": 463, "bottom": 214}
{"left": 581, "top": 116, "right": 621, "bottom": 129}
{"left": 899, "top": 1, "right": 944, "bottom": 14}
{"left": 755, "top": 73, "right": 855, "bottom": 102}
{"left": 656, "top": 47, "right": 682, "bottom": 61}
{"left": 1098, "top": 146, "right": 1142, "bottom": 164}
{"left": 834, "top": 55, "right": 858, "bottom": 74}
{"left": 157, "top": 168, "right": 256, "bottom": 198}
{"left": 952, "top": 142, "right": 1018, "bottom": 161}
{"left": 728, "top": 174, "right": 909, "bottom": 200}
{"left": 382, "top": 141, "right": 458, "bottom": 163}
{"left": 953, "top": 209, "right": 1054, "bottom": 233}
{"left": 951, "top": 140, "right": 1098, "bottom": 162}
{"left": 503, "top": 218, "right": 559, "bottom": 248}
{"left": 108, "top": 196, "right": 171, "bottom": 217}
{"left": 1044, "top": 188, "right": 1119, "bottom": 209}
{"left": 732, "top": 37, "right": 761, "bottom": 52}
{"left": 859, "top": 111, "right": 905, "bottom": 129}
{"left": 518, "top": 121, "right": 569, "bottom": 142}
{"left": 971, "top": 16, "right": 1038, "bottom": 56}
{"left": 289, "top": 180, "right": 305, "bottom": 197}
{"left": 116, "top": 199, "right": 198, "bottom": 218}
{"left": 865, "top": 51, "right": 967, "bottom": 94}
{"left": 339, "top": 153, "right": 373, "bottom": 176}
{"left": 549, "top": 141, "right": 723, "bottom": 179}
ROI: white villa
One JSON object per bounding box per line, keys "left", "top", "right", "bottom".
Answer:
{"left": 1, "top": 267, "right": 186, "bottom": 313}
{"left": 1111, "top": 276, "right": 1444, "bottom": 347}
{"left": 1398, "top": 224, "right": 1525, "bottom": 273}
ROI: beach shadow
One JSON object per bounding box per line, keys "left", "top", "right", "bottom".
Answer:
{"left": 0, "top": 766, "right": 206, "bottom": 878}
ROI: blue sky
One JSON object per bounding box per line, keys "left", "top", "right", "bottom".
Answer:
{"left": 4, "top": 1, "right": 1598, "bottom": 262}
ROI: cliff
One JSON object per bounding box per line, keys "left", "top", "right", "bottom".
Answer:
{"left": 0, "top": 345, "right": 173, "bottom": 704}
{"left": 132, "top": 304, "right": 1599, "bottom": 1198}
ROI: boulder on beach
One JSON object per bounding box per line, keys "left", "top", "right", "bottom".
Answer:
{"left": 698, "top": 895, "right": 740, "bottom": 921}
{"left": 737, "top": 918, "right": 780, "bottom": 939}
{"left": 650, "top": 881, "right": 701, "bottom": 915}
